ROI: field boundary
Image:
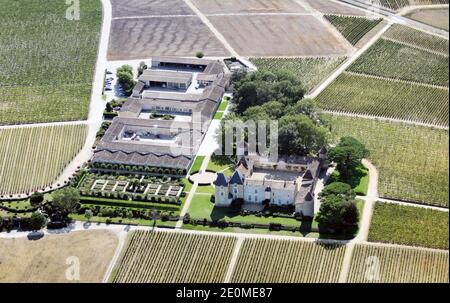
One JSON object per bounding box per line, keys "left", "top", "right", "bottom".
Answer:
{"left": 345, "top": 71, "right": 449, "bottom": 90}
{"left": 307, "top": 21, "right": 392, "bottom": 98}
{"left": 322, "top": 110, "right": 450, "bottom": 130}
{"left": 382, "top": 36, "right": 449, "bottom": 57}
{"left": 182, "top": 0, "right": 239, "bottom": 57}
{"left": 224, "top": 237, "right": 244, "bottom": 283}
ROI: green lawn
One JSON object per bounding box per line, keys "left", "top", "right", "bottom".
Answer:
{"left": 187, "top": 194, "right": 302, "bottom": 227}
{"left": 189, "top": 156, "right": 205, "bottom": 174}
{"left": 196, "top": 186, "right": 216, "bottom": 194}
{"left": 213, "top": 111, "right": 224, "bottom": 120}
{"left": 206, "top": 156, "right": 234, "bottom": 176}
{"left": 368, "top": 202, "right": 449, "bottom": 250}
{"left": 181, "top": 178, "right": 193, "bottom": 193}
{"left": 328, "top": 165, "right": 369, "bottom": 196}
{"left": 218, "top": 100, "right": 228, "bottom": 111}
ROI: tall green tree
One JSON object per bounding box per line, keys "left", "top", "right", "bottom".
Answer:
{"left": 278, "top": 115, "right": 328, "bottom": 156}
{"left": 51, "top": 188, "right": 80, "bottom": 216}
{"left": 117, "top": 65, "right": 135, "bottom": 96}
{"left": 328, "top": 137, "right": 369, "bottom": 178}
{"left": 29, "top": 212, "right": 47, "bottom": 231}
{"left": 316, "top": 194, "right": 359, "bottom": 237}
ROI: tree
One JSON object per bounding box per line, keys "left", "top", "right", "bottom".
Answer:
{"left": 84, "top": 209, "right": 93, "bottom": 222}
{"left": 328, "top": 137, "right": 369, "bottom": 179}
{"left": 116, "top": 65, "right": 135, "bottom": 96}
{"left": 105, "top": 102, "right": 113, "bottom": 112}
{"left": 316, "top": 195, "right": 358, "bottom": 236}
{"left": 29, "top": 212, "right": 47, "bottom": 231}
{"left": 233, "top": 70, "right": 304, "bottom": 113}
{"left": 319, "top": 182, "right": 355, "bottom": 200}
{"left": 196, "top": 51, "right": 204, "bottom": 58}
{"left": 30, "top": 192, "right": 44, "bottom": 206}
{"left": 137, "top": 61, "right": 147, "bottom": 76}
{"left": 51, "top": 188, "right": 80, "bottom": 216}
{"left": 278, "top": 114, "right": 328, "bottom": 156}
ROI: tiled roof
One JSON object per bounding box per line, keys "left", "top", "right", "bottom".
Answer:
{"left": 229, "top": 171, "right": 243, "bottom": 185}
{"left": 214, "top": 173, "right": 228, "bottom": 187}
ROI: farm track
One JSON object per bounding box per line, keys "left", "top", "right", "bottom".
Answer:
{"left": 383, "top": 36, "right": 449, "bottom": 56}
{"left": 322, "top": 110, "right": 449, "bottom": 130}
{"left": 307, "top": 21, "right": 393, "bottom": 98}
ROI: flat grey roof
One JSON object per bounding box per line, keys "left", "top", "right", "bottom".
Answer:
{"left": 139, "top": 70, "right": 193, "bottom": 84}
{"left": 152, "top": 56, "right": 215, "bottom": 66}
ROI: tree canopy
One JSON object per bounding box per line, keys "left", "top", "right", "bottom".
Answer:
{"left": 51, "top": 187, "right": 80, "bottom": 216}
{"left": 117, "top": 65, "right": 135, "bottom": 96}
{"left": 223, "top": 69, "right": 329, "bottom": 157}
{"left": 329, "top": 137, "right": 369, "bottom": 178}
{"left": 319, "top": 182, "right": 356, "bottom": 200}
{"left": 29, "top": 212, "right": 47, "bottom": 231}
{"left": 278, "top": 114, "right": 328, "bottom": 156}
{"left": 316, "top": 182, "right": 359, "bottom": 237}
{"left": 233, "top": 70, "right": 305, "bottom": 113}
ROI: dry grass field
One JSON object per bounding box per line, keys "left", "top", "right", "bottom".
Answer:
{"left": 110, "top": 0, "right": 194, "bottom": 18}
{"left": 108, "top": 17, "right": 229, "bottom": 60}
{"left": 0, "top": 231, "right": 118, "bottom": 283}
{"left": 304, "top": 0, "right": 372, "bottom": 16}
{"left": 405, "top": 8, "right": 449, "bottom": 31}
{"left": 192, "top": 0, "right": 308, "bottom": 14}
{"left": 208, "top": 15, "right": 352, "bottom": 56}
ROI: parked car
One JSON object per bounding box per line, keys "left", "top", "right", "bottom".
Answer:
{"left": 105, "top": 86, "right": 112, "bottom": 91}
{"left": 106, "top": 70, "right": 113, "bottom": 74}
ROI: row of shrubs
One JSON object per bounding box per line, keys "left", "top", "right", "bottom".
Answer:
{"left": 79, "top": 190, "right": 183, "bottom": 205}
{"left": 78, "top": 205, "right": 180, "bottom": 222}
{"left": 183, "top": 214, "right": 316, "bottom": 233}
{"left": 89, "top": 162, "right": 187, "bottom": 176}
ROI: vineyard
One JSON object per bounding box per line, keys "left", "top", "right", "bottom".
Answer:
{"left": 325, "top": 15, "right": 382, "bottom": 45}
{"left": 347, "top": 243, "right": 449, "bottom": 283}
{"left": 250, "top": 57, "right": 346, "bottom": 93}
{"left": 111, "top": 230, "right": 236, "bottom": 283}
{"left": 326, "top": 115, "right": 449, "bottom": 207}
{"left": 230, "top": 239, "right": 346, "bottom": 283}
{"left": 0, "top": 124, "right": 87, "bottom": 195}
{"left": 383, "top": 24, "right": 449, "bottom": 56}
{"left": 369, "top": 202, "right": 449, "bottom": 249}
{"left": 0, "top": 0, "right": 101, "bottom": 125}
{"left": 377, "top": 0, "right": 449, "bottom": 10}
{"left": 316, "top": 72, "right": 449, "bottom": 126}
{"left": 348, "top": 39, "right": 449, "bottom": 87}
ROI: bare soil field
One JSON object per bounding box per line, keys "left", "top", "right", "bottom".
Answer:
{"left": 208, "top": 15, "right": 352, "bottom": 56}
{"left": 0, "top": 230, "right": 118, "bottom": 283}
{"left": 192, "top": 0, "right": 308, "bottom": 14}
{"left": 305, "top": 0, "right": 373, "bottom": 16}
{"left": 108, "top": 17, "right": 230, "bottom": 60}
{"left": 405, "top": 8, "right": 449, "bottom": 31}
{"left": 111, "top": 0, "right": 194, "bottom": 18}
